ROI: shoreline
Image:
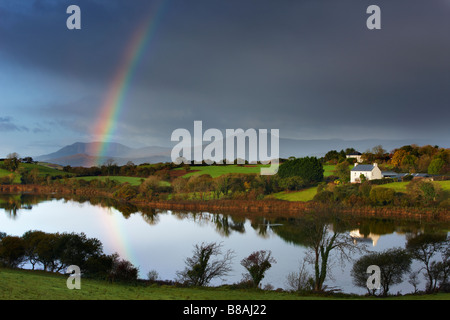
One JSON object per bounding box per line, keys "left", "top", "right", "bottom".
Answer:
{"left": 0, "top": 184, "right": 448, "bottom": 222}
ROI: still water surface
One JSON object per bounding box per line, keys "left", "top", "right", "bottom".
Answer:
{"left": 0, "top": 195, "right": 447, "bottom": 295}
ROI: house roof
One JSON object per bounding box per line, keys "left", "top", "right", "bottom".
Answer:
{"left": 351, "top": 164, "right": 374, "bottom": 172}
{"left": 381, "top": 171, "right": 398, "bottom": 176}
{"left": 347, "top": 152, "right": 362, "bottom": 156}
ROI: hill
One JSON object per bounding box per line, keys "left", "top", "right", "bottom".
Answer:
{"left": 35, "top": 142, "right": 172, "bottom": 167}
{"left": 33, "top": 138, "right": 450, "bottom": 167}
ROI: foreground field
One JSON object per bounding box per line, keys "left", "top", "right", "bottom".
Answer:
{"left": 0, "top": 268, "right": 448, "bottom": 300}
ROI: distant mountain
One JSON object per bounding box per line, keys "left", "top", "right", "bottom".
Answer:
{"left": 35, "top": 142, "right": 172, "bottom": 167}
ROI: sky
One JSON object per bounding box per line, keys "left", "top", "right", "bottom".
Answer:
{"left": 1, "top": 0, "right": 449, "bottom": 157}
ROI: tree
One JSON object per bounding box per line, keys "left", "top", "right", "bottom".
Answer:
{"left": 84, "top": 253, "right": 117, "bottom": 280}
{"left": 372, "top": 145, "right": 386, "bottom": 158}
{"left": 4, "top": 153, "right": 20, "bottom": 172}
{"left": 369, "top": 187, "right": 395, "bottom": 206}
{"left": 428, "top": 158, "right": 445, "bottom": 175}
{"left": 108, "top": 257, "right": 139, "bottom": 283}
{"left": 406, "top": 180, "right": 442, "bottom": 205}
{"left": 103, "top": 158, "right": 118, "bottom": 175}
{"left": 240, "top": 250, "right": 276, "bottom": 288}
{"left": 351, "top": 248, "right": 412, "bottom": 296}
{"left": 406, "top": 233, "right": 449, "bottom": 293}
{"left": 176, "top": 242, "right": 235, "bottom": 286}
{"left": 277, "top": 157, "right": 324, "bottom": 184}
{"left": 302, "top": 212, "right": 365, "bottom": 292}
{"left": 113, "top": 184, "right": 138, "bottom": 201}
{"left": 22, "top": 157, "right": 34, "bottom": 164}
{"left": 22, "top": 230, "right": 47, "bottom": 270}
{"left": 391, "top": 149, "right": 408, "bottom": 168}
{"left": 286, "top": 260, "right": 313, "bottom": 293}
{"left": 323, "top": 150, "right": 340, "bottom": 164}
{"left": 139, "top": 176, "right": 163, "bottom": 196}
{"left": 0, "top": 236, "right": 26, "bottom": 268}
{"left": 33, "top": 232, "right": 62, "bottom": 272}
{"left": 57, "top": 232, "right": 103, "bottom": 271}
{"left": 334, "top": 161, "right": 350, "bottom": 182}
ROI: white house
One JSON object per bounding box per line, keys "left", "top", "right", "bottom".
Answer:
{"left": 350, "top": 163, "right": 382, "bottom": 183}
{"left": 346, "top": 152, "right": 362, "bottom": 163}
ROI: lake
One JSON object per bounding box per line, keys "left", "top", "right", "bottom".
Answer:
{"left": 0, "top": 194, "right": 447, "bottom": 295}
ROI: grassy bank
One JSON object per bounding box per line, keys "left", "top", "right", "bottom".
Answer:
{"left": 272, "top": 186, "right": 318, "bottom": 202}
{"left": 374, "top": 180, "right": 450, "bottom": 193}
{"left": 1, "top": 268, "right": 448, "bottom": 300}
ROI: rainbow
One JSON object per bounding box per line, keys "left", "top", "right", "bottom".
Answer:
{"left": 88, "top": 1, "right": 167, "bottom": 166}
{"left": 99, "top": 206, "right": 136, "bottom": 265}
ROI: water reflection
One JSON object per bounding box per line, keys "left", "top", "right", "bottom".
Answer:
{"left": 1, "top": 194, "right": 448, "bottom": 245}
{"left": 0, "top": 193, "right": 448, "bottom": 293}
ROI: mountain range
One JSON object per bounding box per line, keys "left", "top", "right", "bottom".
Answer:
{"left": 33, "top": 137, "right": 449, "bottom": 167}
{"left": 34, "top": 142, "right": 172, "bottom": 167}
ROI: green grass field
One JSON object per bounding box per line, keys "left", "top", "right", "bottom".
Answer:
{"left": 74, "top": 176, "right": 144, "bottom": 186}
{"left": 74, "top": 176, "right": 171, "bottom": 187}
{"left": 374, "top": 180, "right": 450, "bottom": 193}
{"left": 323, "top": 165, "right": 336, "bottom": 177}
{"left": 178, "top": 164, "right": 332, "bottom": 179}
{"left": 0, "top": 168, "right": 21, "bottom": 183}
{"left": 176, "top": 165, "right": 270, "bottom": 178}
{"left": 373, "top": 181, "right": 410, "bottom": 193}
{"left": 271, "top": 186, "right": 318, "bottom": 202}
{"left": 1, "top": 268, "right": 448, "bottom": 300}
{"left": 435, "top": 180, "right": 450, "bottom": 191}
{"left": 0, "top": 161, "right": 70, "bottom": 183}
{"left": 19, "top": 163, "right": 71, "bottom": 177}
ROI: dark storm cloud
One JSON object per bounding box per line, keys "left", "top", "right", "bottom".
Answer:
{"left": 1, "top": 0, "right": 449, "bottom": 146}
{"left": 0, "top": 117, "right": 28, "bottom": 132}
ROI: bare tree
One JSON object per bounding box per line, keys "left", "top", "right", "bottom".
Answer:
{"left": 303, "top": 212, "right": 366, "bottom": 292}
{"left": 286, "top": 259, "right": 313, "bottom": 293}
{"left": 406, "top": 233, "right": 449, "bottom": 293}
{"left": 176, "top": 242, "right": 235, "bottom": 286}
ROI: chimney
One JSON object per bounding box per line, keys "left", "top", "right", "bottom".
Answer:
{"left": 354, "top": 163, "right": 358, "bottom": 167}
{"left": 373, "top": 163, "right": 378, "bottom": 167}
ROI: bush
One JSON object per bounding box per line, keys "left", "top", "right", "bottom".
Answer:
{"left": 278, "top": 176, "right": 306, "bottom": 191}
{"left": 369, "top": 187, "right": 395, "bottom": 205}
{"left": 313, "top": 190, "right": 334, "bottom": 203}
{"left": 109, "top": 258, "right": 139, "bottom": 283}
{"left": 113, "top": 184, "right": 138, "bottom": 200}
{"left": 84, "top": 253, "right": 117, "bottom": 280}
{"left": 277, "top": 157, "right": 324, "bottom": 184}
{"left": 240, "top": 250, "right": 276, "bottom": 288}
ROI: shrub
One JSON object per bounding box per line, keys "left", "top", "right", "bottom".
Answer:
{"left": 109, "top": 258, "right": 139, "bottom": 283}
{"left": 240, "top": 250, "right": 276, "bottom": 288}
{"left": 369, "top": 187, "right": 395, "bottom": 205}
{"left": 313, "top": 190, "right": 334, "bottom": 203}
{"left": 113, "top": 184, "right": 138, "bottom": 200}
{"left": 277, "top": 157, "right": 324, "bottom": 184}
